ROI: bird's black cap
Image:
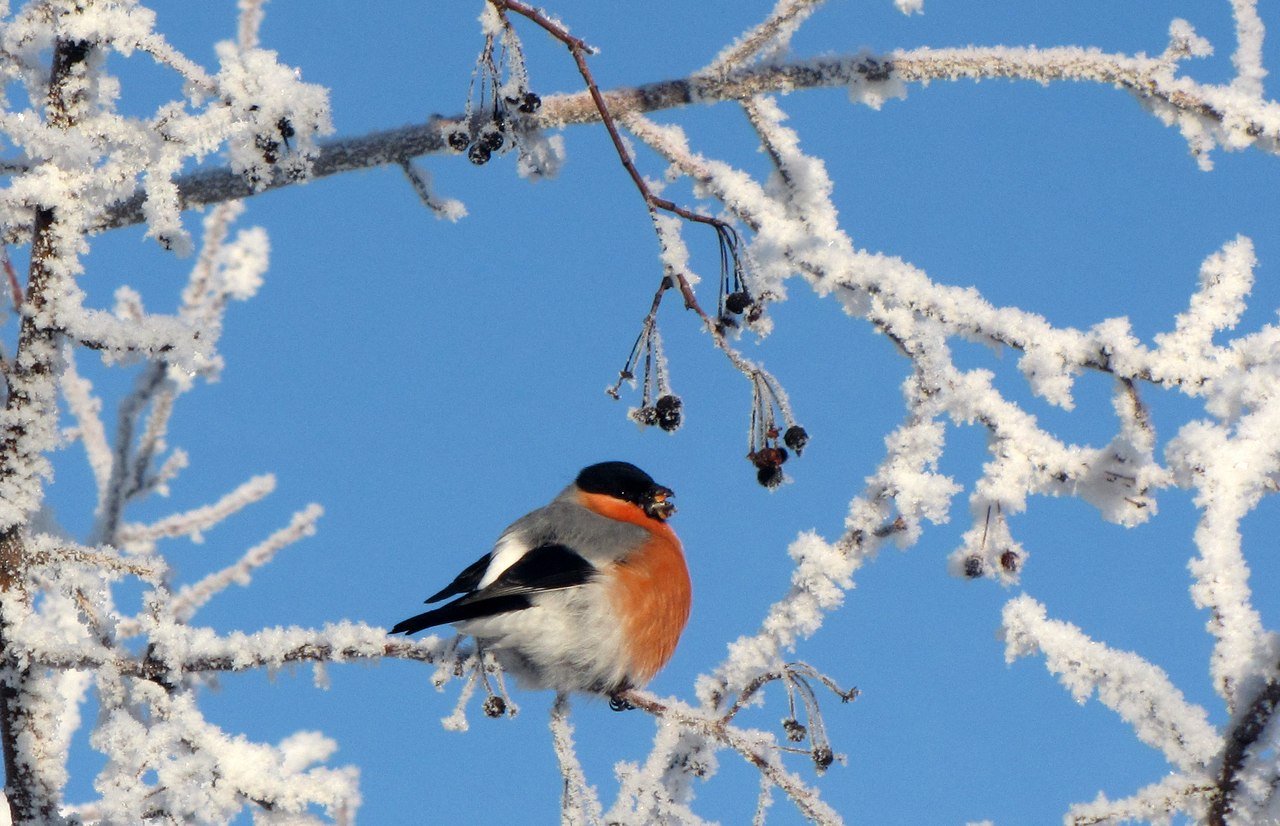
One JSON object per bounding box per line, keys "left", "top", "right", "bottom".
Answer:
{"left": 575, "top": 461, "right": 675, "bottom": 519}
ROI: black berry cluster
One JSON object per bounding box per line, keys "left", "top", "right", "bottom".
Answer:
{"left": 713, "top": 225, "right": 764, "bottom": 333}
{"left": 609, "top": 311, "right": 683, "bottom": 434}
{"left": 448, "top": 18, "right": 541, "bottom": 166}
{"left": 746, "top": 373, "right": 808, "bottom": 489}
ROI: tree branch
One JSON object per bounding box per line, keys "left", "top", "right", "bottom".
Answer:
{"left": 0, "top": 35, "right": 92, "bottom": 825}
{"left": 81, "top": 40, "right": 1274, "bottom": 235}
{"left": 1210, "top": 675, "right": 1280, "bottom": 825}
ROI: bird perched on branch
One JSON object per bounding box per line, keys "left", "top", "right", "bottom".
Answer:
{"left": 391, "top": 461, "right": 691, "bottom": 698}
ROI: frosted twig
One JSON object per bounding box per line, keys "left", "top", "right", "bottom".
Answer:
{"left": 399, "top": 160, "right": 468, "bottom": 222}
{"left": 621, "top": 690, "right": 842, "bottom": 825}
{"left": 135, "top": 33, "right": 216, "bottom": 92}
{"left": 58, "top": 348, "right": 112, "bottom": 499}
{"left": 237, "top": 0, "right": 268, "bottom": 50}
{"left": 702, "top": 0, "right": 827, "bottom": 75}
{"left": 25, "top": 538, "right": 163, "bottom": 584}
{"left": 1002, "top": 595, "right": 1219, "bottom": 773}
{"left": 95, "top": 364, "right": 168, "bottom": 544}
{"left": 752, "top": 773, "right": 774, "bottom": 826}
{"left": 549, "top": 694, "right": 604, "bottom": 826}
{"left": 115, "top": 473, "right": 276, "bottom": 546}
{"left": 1067, "top": 774, "right": 1214, "bottom": 825}
{"left": 1228, "top": 0, "right": 1266, "bottom": 97}
{"left": 171, "top": 503, "right": 322, "bottom": 621}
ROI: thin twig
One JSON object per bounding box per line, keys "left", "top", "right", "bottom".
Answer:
{"left": 1209, "top": 675, "right": 1280, "bottom": 826}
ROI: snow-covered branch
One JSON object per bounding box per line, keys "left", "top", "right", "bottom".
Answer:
{"left": 84, "top": 20, "right": 1280, "bottom": 232}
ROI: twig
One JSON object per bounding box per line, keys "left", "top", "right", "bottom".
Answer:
{"left": 620, "top": 690, "right": 843, "bottom": 825}
{"left": 493, "top": 0, "right": 735, "bottom": 323}
{"left": 1210, "top": 675, "right": 1280, "bottom": 825}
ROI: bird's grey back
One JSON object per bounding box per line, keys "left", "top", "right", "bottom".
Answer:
{"left": 500, "top": 491, "right": 649, "bottom": 568}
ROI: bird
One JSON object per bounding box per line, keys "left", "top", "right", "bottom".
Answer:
{"left": 391, "top": 461, "right": 691, "bottom": 698}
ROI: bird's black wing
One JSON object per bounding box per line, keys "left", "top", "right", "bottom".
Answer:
{"left": 425, "top": 551, "right": 492, "bottom": 603}
{"left": 390, "top": 543, "right": 595, "bottom": 635}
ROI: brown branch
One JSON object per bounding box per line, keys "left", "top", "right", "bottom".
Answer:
{"left": 493, "top": 0, "right": 730, "bottom": 324}
{"left": 1209, "top": 676, "right": 1280, "bottom": 826}
{"left": 0, "top": 35, "right": 93, "bottom": 825}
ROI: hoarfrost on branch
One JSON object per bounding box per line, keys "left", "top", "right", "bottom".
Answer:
{"left": 0, "top": 0, "right": 1276, "bottom": 824}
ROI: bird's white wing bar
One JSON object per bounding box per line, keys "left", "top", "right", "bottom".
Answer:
{"left": 477, "top": 532, "right": 533, "bottom": 589}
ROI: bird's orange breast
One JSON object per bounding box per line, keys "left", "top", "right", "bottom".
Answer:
{"left": 609, "top": 533, "right": 691, "bottom": 686}
{"left": 577, "top": 492, "right": 691, "bottom": 687}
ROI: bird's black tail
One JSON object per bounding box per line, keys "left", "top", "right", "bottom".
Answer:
{"left": 390, "top": 593, "right": 532, "bottom": 635}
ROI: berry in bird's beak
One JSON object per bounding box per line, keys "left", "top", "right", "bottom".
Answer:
{"left": 644, "top": 486, "right": 676, "bottom": 521}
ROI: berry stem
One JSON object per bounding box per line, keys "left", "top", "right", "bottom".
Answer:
{"left": 491, "top": 0, "right": 734, "bottom": 322}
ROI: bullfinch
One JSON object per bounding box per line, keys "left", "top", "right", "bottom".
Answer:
{"left": 391, "top": 461, "right": 691, "bottom": 696}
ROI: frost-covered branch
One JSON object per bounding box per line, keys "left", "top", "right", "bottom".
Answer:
{"left": 620, "top": 688, "right": 844, "bottom": 825}
{"left": 1003, "top": 596, "right": 1220, "bottom": 774}
{"left": 549, "top": 695, "right": 605, "bottom": 826}
{"left": 171, "top": 503, "right": 322, "bottom": 622}
{"left": 89, "top": 19, "right": 1280, "bottom": 232}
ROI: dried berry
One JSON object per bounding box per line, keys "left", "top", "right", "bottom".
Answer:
{"left": 254, "top": 134, "right": 279, "bottom": 165}
{"left": 447, "top": 129, "right": 471, "bottom": 151}
{"left": 812, "top": 746, "right": 835, "bottom": 770}
{"left": 479, "top": 126, "right": 505, "bottom": 152}
{"left": 518, "top": 91, "right": 542, "bottom": 113}
{"left": 963, "top": 556, "right": 984, "bottom": 578}
{"left": 751, "top": 446, "right": 788, "bottom": 469}
{"left": 746, "top": 303, "right": 764, "bottom": 323}
{"left": 999, "top": 550, "right": 1020, "bottom": 573}
{"left": 631, "top": 406, "right": 659, "bottom": 426}
{"left": 757, "top": 465, "right": 784, "bottom": 489}
{"left": 655, "top": 394, "right": 683, "bottom": 432}
{"left": 482, "top": 696, "right": 507, "bottom": 718}
{"left": 783, "top": 718, "right": 807, "bottom": 743}
{"left": 783, "top": 425, "right": 809, "bottom": 455}
{"left": 467, "top": 143, "right": 492, "bottom": 165}
{"left": 724, "top": 291, "right": 752, "bottom": 314}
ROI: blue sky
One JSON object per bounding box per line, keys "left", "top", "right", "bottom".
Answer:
{"left": 43, "top": 1, "right": 1280, "bottom": 822}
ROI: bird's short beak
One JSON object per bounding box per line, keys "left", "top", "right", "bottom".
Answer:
{"left": 645, "top": 486, "right": 676, "bottom": 521}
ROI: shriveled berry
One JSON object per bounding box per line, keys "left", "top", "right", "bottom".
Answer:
{"left": 254, "top": 135, "right": 279, "bottom": 165}
{"left": 518, "top": 91, "right": 542, "bottom": 113}
{"left": 1000, "top": 549, "right": 1020, "bottom": 573}
{"left": 757, "top": 465, "right": 784, "bottom": 489}
{"left": 783, "top": 425, "right": 809, "bottom": 455}
{"left": 655, "top": 394, "right": 683, "bottom": 432}
{"left": 467, "top": 143, "right": 492, "bottom": 165}
{"left": 963, "top": 556, "right": 984, "bottom": 578}
{"left": 783, "top": 718, "right": 807, "bottom": 743}
{"left": 725, "top": 291, "right": 752, "bottom": 314}
{"left": 812, "top": 746, "right": 835, "bottom": 770}
{"left": 447, "top": 129, "right": 471, "bottom": 151}
{"left": 751, "top": 446, "right": 788, "bottom": 468}
{"left": 479, "top": 127, "right": 505, "bottom": 152}
{"left": 482, "top": 696, "right": 507, "bottom": 717}
{"left": 746, "top": 303, "right": 764, "bottom": 323}
{"left": 631, "top": 406, "right": 659, "bottom": 426}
